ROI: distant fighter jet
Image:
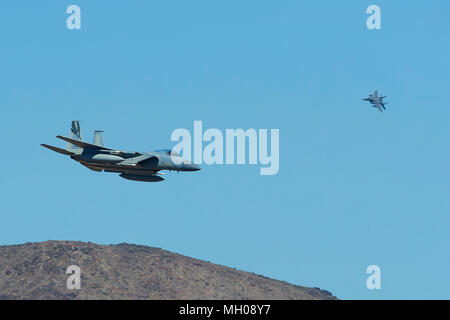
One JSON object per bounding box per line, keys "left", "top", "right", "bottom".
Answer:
{"left": 42, "top": 121, "right": 200, "bottom": 182}
{"left": 363, "top": 90, "right": 387, "bottom": 112}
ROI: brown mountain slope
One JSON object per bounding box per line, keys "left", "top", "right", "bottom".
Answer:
{"left": 0, "top": 241, "right": 336, "bottom": 300}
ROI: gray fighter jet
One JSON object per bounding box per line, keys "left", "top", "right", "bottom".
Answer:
{"left": 42, "top": 121, "right": 200, "bottom": 182}
{"left": 363, "top": 90, "right": 387, "bottom": 112}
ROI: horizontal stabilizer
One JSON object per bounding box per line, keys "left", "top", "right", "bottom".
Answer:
{"left": 56, "top": 135, "right": 113, "bottom": 151}
{"left": 41, "top": 144, "right": 75, "bottom": 156}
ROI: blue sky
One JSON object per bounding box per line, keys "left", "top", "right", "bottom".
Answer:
{"left": 1, "top": 1, "right": 450, "bottom": 299}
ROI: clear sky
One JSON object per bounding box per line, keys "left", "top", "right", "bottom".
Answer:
{"left": 1, "top": 1, "right": 449, "bottom": 299}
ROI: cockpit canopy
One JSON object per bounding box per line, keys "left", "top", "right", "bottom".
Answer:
{"left": 154, "top": 148, "right": 179, "bottom": 156}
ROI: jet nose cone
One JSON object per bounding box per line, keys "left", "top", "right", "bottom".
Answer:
{"left": 183, "top": 162, "right": 201, "bottom": 171}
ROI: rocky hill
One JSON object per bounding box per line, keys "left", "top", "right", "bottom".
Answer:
{"left": 0, "top": 241, "right": 336, "bottom": 300}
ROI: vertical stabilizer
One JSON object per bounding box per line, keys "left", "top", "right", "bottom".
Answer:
{"left": 93, "top": 130, "right": 104, "bottom": 147}
{"left": 67, "top": 120, "right": 83, "bottom": 152}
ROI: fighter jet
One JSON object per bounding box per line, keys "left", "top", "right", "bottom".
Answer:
{"left": 363, "top": 90, "right": 387, "bottom": 112}
{"left": 41, "top": 121, "right": 200, "bottom": 182}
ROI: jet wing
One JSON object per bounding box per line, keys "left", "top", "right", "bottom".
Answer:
{"left": 80, "top": 162, "right": 104, "bottom": 172}
{"left": 56, "top": 135, "right": 114, "bottom": 151}
{"left": 41, "top": 144, "right": 75, "bottom": 155}
{"left": 374, "top": 103, "right": 383, "bottom": 112}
